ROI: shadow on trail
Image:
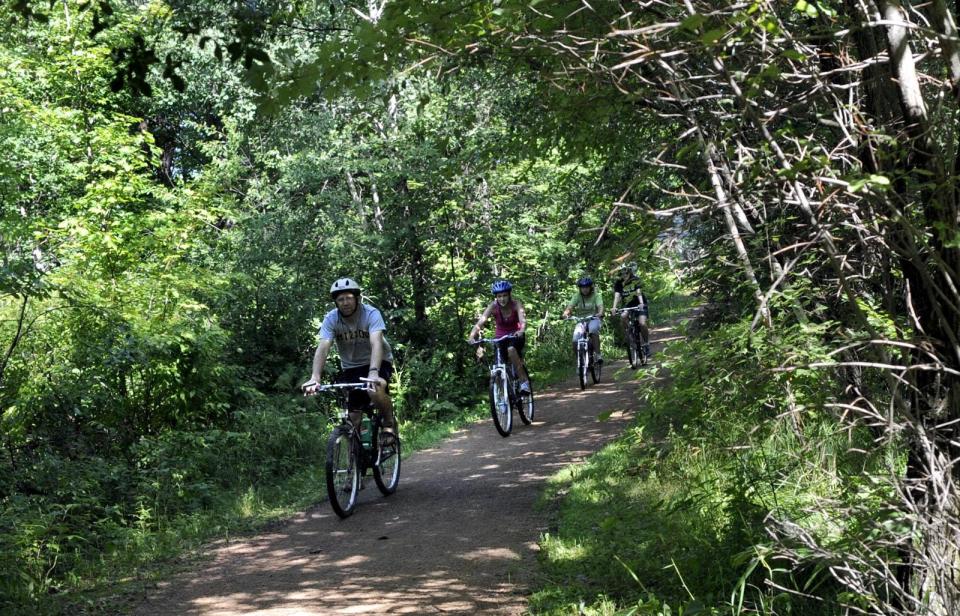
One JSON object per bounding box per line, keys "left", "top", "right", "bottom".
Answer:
{"left": 137, "top": 361, "right": 645, "bottom": 616}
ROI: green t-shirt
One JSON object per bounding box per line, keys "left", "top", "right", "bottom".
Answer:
{"left": 567, "top": 290, "right": 603, "bottom": 317}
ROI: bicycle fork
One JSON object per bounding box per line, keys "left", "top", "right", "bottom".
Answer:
{"left": 491, "top": 364, "right": 509, "bottom": 406}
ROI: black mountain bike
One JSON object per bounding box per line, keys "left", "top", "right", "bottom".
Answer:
{"left": 309, "top": 381, "right": 401, "bottom": 518}
{"left": 564, "top": 315, "right": 602, "bottom": 389}
{"left": 616, "top": 305, "right": 649, "bottom": 368}
{"left": 470, "top": 334, "right": 535, "bottom": 437}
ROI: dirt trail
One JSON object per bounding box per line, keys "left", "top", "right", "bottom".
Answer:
{"left": 136, "top": 338, "right": 665, "bottom": 615}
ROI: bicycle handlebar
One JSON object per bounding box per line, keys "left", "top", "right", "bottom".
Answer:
{"left": 613, "top": 306, "right": 646, "bottom": 315}
{"left": 302, "top": 379, "right": 375, "bottom": 395}
{"left": 469, "top": 333, "right": 523, "bottom": 345}
{"left": 560, "top": 315, "right": 601, "bottom": 323}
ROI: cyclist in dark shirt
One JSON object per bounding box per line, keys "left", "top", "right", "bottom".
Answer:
{"left": 610, "top": 263, "right": 651, "bottom": 358}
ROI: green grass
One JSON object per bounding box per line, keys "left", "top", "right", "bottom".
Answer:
{"left": 527, "top": 299, "right": 883, "bottom": 616}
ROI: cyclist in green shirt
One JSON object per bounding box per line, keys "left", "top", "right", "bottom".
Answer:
{"left": 562, "top": 276, "right": 604, "bottom": 364}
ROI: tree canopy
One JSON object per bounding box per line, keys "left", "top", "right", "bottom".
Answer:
{"left": 3, "top": 0, "right": 960, "bottom": 614}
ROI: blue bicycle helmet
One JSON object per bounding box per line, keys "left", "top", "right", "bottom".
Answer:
{"left": 577, "top": 277, "right": 593, "bottom": 287}
{"left": 491, "top": 280, "right": 513, "bottom": 294}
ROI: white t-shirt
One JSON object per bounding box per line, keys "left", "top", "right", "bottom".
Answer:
{"left": 318, "top": 304, "right": 394, "bottom": 369}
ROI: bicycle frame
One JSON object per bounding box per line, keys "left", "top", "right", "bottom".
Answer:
{"left": 615, "top": 306, "right": 648, "bottom": 367}
{"left": 310, "top": 380, "right": 400, "bottom": 517}
{"left": 564, "top": 315, "right": 599, "bottom": 388}
{"left": 315, "top": 382, "right": 376, "bottom": 456}
{"left": 472, "top": 334, "right": 522, "bottom": 436}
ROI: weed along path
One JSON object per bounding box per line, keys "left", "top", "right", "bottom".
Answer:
{"left": 137, "top": 347, "right": 666, "bottom": 615}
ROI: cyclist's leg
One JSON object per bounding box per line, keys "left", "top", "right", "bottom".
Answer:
{"left": 589, "top": 317, "right": 601, "bottom": 360}
{"left": 572, "top": 322, "right": 584, "bottom": 358}
{"left": 507, "top": 338, "right": 529, "bottom": 384}
{"left": 367, "top": 362, "right": 396, "bottom": 438}
{"left": 638, "top": 310, "right": 651, "bottom": 355}
{"left": 336, "top": 367, "right": 368, "bottom": 429}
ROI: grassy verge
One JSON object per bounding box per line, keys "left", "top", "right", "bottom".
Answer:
{"left": 530, "top": 300, "right": 747, "bottom": 616}
{"left": 528, "top": 297, "right": 884, "bottom": 615}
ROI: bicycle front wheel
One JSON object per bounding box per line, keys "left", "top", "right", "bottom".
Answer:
{"left": 627, "top": 327, "right": 639, "bottom": 368}
{"left": 372, "top": 421, "right": 401, "bottom": 495}
{"left": 490, "top": 373, "right": 512, "bottom": 437}
{"left": 578, "top": 347, "right": 587, "bottom": 390}
{"left": 325, "top": 426, "right": 359, "bottom": 518}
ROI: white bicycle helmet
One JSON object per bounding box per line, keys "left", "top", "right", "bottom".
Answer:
{"left": 329, "top": 277, "right": 362, "bottom": 299}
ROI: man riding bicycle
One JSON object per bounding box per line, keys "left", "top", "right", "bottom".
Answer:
{"left": 610, "top": 262, "right": 651, "bottom": 358}
{"left": 302, "top": 277, "right": 397, "bottom": 444}
{"left": 468, "top": 279, "right": 531, "bottom": 393}
{"left": 562, "top": 276, "right": 604, "bottom": 363}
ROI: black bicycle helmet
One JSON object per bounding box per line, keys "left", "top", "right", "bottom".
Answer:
{"left": 491, "top": 280, "right": 513, "bottom": 294}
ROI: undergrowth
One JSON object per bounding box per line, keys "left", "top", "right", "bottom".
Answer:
{"left": 530, "top": 304, "right": 895, "bottom": 615}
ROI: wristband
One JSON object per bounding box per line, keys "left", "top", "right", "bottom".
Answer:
{"left": 368, "top": 367, "right": 379, "bottom": 373}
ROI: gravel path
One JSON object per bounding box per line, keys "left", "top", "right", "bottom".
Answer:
{"left": 136, "top": 355, "right": 652, "bottom": 615}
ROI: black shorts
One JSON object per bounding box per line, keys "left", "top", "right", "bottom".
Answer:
{"left": 624, "top": 297, "right": 649, "bottom": 316}
{"left": 336, "top": 361, "right": 394, "bottom": 410}
{"left": 496, "top": 334, "right": 525, "bottom": 359}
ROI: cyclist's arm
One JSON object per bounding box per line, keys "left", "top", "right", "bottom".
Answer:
{"left": 368, "top": 330, "right": 387, "bottom": 387}
{"left": 516, "top": 300, "right": 527, "bottom": 334}
{"left": 596, "top": 293, "right": 604, "bottom": 318}
{"left": 611, "top": 291, "right": 622, "bottom": 313}
{"left": 308, "top": 338, "right": 334, "bottom": 385}
{"left": 469, "top": 303, "right": 494, "bottom": 340}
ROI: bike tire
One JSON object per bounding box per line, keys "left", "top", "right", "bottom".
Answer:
{"left": 591, "top": 349, "right": 602, "bottom": 383}
{"left": 371, "top": 420, "right": 401, "bottom": 495}
{"left": 577, "top": 347, "right": 587, "bottom": 390}
{"left": 325, "top": 426, "right": 359, "bottom": 518}
{"left": 627, "top": 328, "right": 639, "bottom": 369}
{"left": 518, "top": 379, "right": 535, "bottom": 424}
{"left": 638, "top": 329, "right": 649, "bottom": 366}
{"left": 490, "top": 373, "right": 512, "bottom": 437}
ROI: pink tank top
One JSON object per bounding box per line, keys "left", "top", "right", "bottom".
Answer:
{"left": 493, "top": 300, "right": 521, "bottom": 337}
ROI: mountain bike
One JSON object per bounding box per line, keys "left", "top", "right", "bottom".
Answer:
{"left": 470, "top": 334, "right": 535, "bottom": 437}
{"left": 615, "top": 305, "right": 649, "bottom": 368}
{"left": 563, "top": 315, "right": 602, "bottom": 389}
{"left": 308, "top": 381, "right": 401, "bottom": 518}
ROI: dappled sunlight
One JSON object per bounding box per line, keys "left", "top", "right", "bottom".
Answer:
{"left": 459, "top": 547, "right": 522, "bottom": 561}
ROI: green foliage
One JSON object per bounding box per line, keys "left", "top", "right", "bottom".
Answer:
{"left": 1, "top": 2, "right": 673, "bottom": 611}
{"left": 534, "top": 309, "right": 897, "bottom": 614}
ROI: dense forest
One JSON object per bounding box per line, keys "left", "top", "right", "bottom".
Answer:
{"left": 2, "top": 0, "right": 960, "bottom": 614}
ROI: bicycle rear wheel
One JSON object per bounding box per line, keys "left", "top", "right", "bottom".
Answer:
{"left": 325, "top": 426, "right": 359, "bottom": 518}
{"left": 591, "top": 348, "right": 602, "bottom": 383}
{"left": 372, "top": 420, "right": 401, "bottom": 495}
{"left": 518, "top": 378, "right": 535, "bottom": 424}
{"left": 490, "top": 372, "right": 512, "bottom": 437}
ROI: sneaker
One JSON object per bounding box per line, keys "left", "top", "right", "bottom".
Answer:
{"left": 643, "top": 345, "right": 651, "bottom": 357}
{"left": 519, "top": 380, "right": 531, "bottom": 393}
{"left": 379, "top": 427, "right": 397, "bottom": 447}
{"left": 596, "top": 353, "right": 603, "bottom": 364}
